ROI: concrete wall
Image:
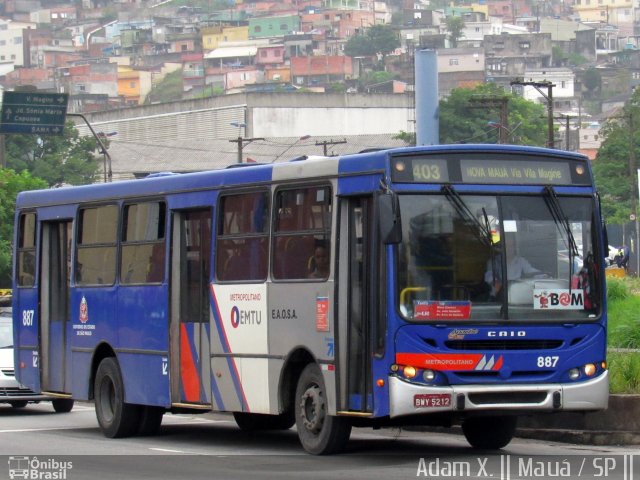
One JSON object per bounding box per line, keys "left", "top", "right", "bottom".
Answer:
{"left": 75, "top": 92, "right": 415, "bottom": 141}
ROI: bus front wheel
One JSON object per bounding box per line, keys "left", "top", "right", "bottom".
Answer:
{"left": 94, "top": 357, "right": 141, "bottom": 438}
{"left": 294, "top": 363, "right": 351, "bottom": 455}
{"left": 462, "top": 415, "right": 517, "bottom": 449}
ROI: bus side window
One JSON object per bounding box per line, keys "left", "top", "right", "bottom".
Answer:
{"left": 17, "top": 213, "right": 37, "bottom": 287}
{"left": 272, "top": 186, "right": 332, "bottom": 281}
{"left": 76, "top": 205, "right": 118, "bottom": 286}
{"left": 216, "top": 192, "right": 269, "bottom": 282}
{"left": 120, "top": 202, "right": 166, "bottom": 285}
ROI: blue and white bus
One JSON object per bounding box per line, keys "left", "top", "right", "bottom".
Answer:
{"left": 13, "top": 144, "right": 608, "bottom": 454}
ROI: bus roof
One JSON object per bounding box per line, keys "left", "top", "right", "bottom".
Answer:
{"left": 15, "top": 144, "right": 590, "bottom": 209}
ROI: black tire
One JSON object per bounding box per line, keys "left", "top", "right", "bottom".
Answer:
{"left": 94, "top": 357, "right": 141, "bottom": 438}
{"left": 462, "top": 415, "right": 517, "bottom": 449}
{"left": 234, "top": 411, "right": 295, "bottom": 431}
{"left": 52, "top": 399, "right": 74, "bottom": 413}
{"left": 294, "top": 363, "right": 351, "bottom": 455}
{"left": 137, "top": 406, "right": 164, "bottom": 436}
{"left": 9, "top": 401, "right": 28, "bottom": 409}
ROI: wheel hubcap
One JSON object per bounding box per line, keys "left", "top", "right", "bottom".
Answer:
{"left": 299, "top": 385, "right": 325, "bottom": 434}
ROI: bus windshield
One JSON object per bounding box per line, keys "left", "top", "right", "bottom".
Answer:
{"left": 397, "top": 192, "right": 601, "bottom": 322}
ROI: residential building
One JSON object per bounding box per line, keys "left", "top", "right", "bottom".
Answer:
{"left": 118, "top": 65, "right": 152, "bottom": 105}
{"left": 290, "top": 55, "right": 353, "bottom": 87}
{"left": 57, "top": 61, "right": 118, "bottom": 97}
{"left": 538, "top": 18, "right": 596, "bottom": 63}
{"left": 484, "top": 32, "right": 552, "bottom": 86}
{"left": 182, "top": 53, "right": 205, "bottom": 91}
{"left": 204, "top": 41, "right": 267, "bottom": 71}
{"left": 256, "top": 44, "right": 285, "bottom": 67}
{"left": 573, "top": 0, "right": 634, "bottom": 36}
{"left": 0, "top": 18, "right": 35, "bottom": 67}
{"left": 437, "top": 48, "right": 485, "bottom": 97}
{"left": 202, "top": 25, "right": 249, "bottom": 52}
{"left": 249, "top": 14, "right": 300, "bottom": 39}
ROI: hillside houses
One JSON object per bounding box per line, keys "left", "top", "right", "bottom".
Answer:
{"left": 1, "top": 0, "right": 640, "bottom": 155}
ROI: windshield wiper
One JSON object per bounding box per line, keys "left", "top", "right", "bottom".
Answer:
{"left": 543, "top": 186, "right": 581, "bottom": 278}
{"left": 442, "top": 185, "right": 493, "bottom": 247}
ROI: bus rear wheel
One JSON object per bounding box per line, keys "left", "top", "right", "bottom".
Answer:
{"left": 294, "top": 363, "right": 351, "bottom": 455}
{"left": 462, "top": 415, "right": 517, "bottom": 449}
{"left": 94, "top": 357, "right": 141, "bottom": 438}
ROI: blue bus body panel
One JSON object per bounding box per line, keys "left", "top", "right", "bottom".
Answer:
{"left": 117, "top": 285, "right": 171, "bottom": 406}
{"left": 119, "top": 352, "right": 171, "bottom": 406}
{"left": 14, "top": 288, "right": 40, "bottom": 391}
{"left": 394, "top": 323, "right": 606, "bottom": 384}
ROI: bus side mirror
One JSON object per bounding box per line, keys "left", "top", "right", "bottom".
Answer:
{"left": 378, "top": 192, "right": 402, "bottom": 244}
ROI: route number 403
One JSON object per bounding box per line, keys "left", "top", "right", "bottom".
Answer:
{"left": 22, "top": 310, "right": 35, "bottom": 326}
{"left": 537, "top": 356, "right": 559, "bottom": 368}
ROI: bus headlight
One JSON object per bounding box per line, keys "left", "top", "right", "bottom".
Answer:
{"left": 403, "top": 365, "right": 417, "bottom": 379}
{"left": 568, "top": 368, "right": 580, "bottom": 380}
{"left": 422, "top": 369, "right": 436, "bottom": 382}
{"left": 583, "top": 363, "right": 597, "bottom": 377}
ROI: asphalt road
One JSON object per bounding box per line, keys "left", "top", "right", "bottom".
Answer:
{"left": 0, "top": 402, "right": 637, "bottom": 480}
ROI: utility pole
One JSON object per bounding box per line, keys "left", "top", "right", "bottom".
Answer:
{"left": 510, "top": 79, "right": 555, "bottom": 148}
{"left": 555, "top": 114, "right": 575, "bottom": 150}
{"left": 229, "top": 136, "right": 264, "bottom": 164}
{"left": 315, "top": 138, "right": 347, "bottom": 155}
{"left": 469, "top": 96, "right": 509, "bottom": 143}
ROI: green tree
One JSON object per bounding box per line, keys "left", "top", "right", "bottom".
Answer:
{"left": 0, "top": 169, "right": 47, "bottom": 288}
{"left": 439, "top": 83, "right": 547, "bottom": 145}
{"left": 593, "top": 89, "right": 640, "bottom": 224}
{"left": 345, "top": 25, "right": 400, "bottom": 60}
{"left": 5, "top": 121, "right": 101, "bottom": 187}
{"left": 445, "top": 16, "right": 465, "bottom": 48}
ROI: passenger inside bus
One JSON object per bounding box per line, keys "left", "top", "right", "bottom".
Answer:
{"left": 308, "top": 242, "right": 330, "bottom": 279}
{"left": 484, "top": 233, "right": 543, "bottom": 299}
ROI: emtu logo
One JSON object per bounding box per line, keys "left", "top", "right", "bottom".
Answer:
{"left": 229, "top": 306, "right": 262, "bottom": 328}
{"left": 230, "top": 306, "right": 240, "bottom": 328}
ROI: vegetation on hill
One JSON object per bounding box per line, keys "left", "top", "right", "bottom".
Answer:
{"left": 0, "top": 122, "right": 101, "bottom": 287}
{"left": 593, "top": 88, "right": 640, "bottom": 225}
{"left": 439, "top": 83, "right": 547, "bottom": 145}
{"left": 0, "top": 170, "right": 47, "bottom": 288}
{"left": 4, "top": 122, "right": 101, "bottom": 187}
{"left": 145, "top": 69, "right": 185, "bottom": 105}
{"left": 606, "top": 277, "right": 640, "bottom": 393}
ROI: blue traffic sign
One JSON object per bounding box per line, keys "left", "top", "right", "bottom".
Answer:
{"left": 0, "top": 91, "right": 69, "bottom": 135}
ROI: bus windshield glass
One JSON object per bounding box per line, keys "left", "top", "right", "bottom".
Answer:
{"left": 397, "top": 193, "right": 600, "bottom": 322}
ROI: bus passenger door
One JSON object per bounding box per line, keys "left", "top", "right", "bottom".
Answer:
{"left": 338, "top": 197, "right": 374, "bottom": 413}
{"left": 40, "top": 221, "right": 72, "bottom": 394}
{"left": 170, "top": 210, "right": 212, "bottom": 406}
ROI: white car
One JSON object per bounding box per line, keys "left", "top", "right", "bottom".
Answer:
{"left": 0, "top": 307, "right": 73, "bottom": 412}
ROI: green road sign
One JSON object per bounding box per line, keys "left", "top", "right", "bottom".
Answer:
{"left": 0, "top": 91, "right": 69, "bottom": 135}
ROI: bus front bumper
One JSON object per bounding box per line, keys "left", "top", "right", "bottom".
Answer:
{"left": 388, "top": 371, "right": 609, "bottom": 418}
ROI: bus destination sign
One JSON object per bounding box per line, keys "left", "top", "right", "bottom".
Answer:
{"left": 0, "top": 91, "right": 69, "bottom": 135}
{"left": 460, "top": 159, "right": 572, "bottom": 185}
{"left": 392, "top": 154, "right": 586, "bottom": 185}
{"left": 392, "top": 157, "right": 450, "bottom": 183}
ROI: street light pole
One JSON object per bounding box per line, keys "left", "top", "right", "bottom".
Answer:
{"left": 229, "top": 121, "right": 263, "bottom": 164}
